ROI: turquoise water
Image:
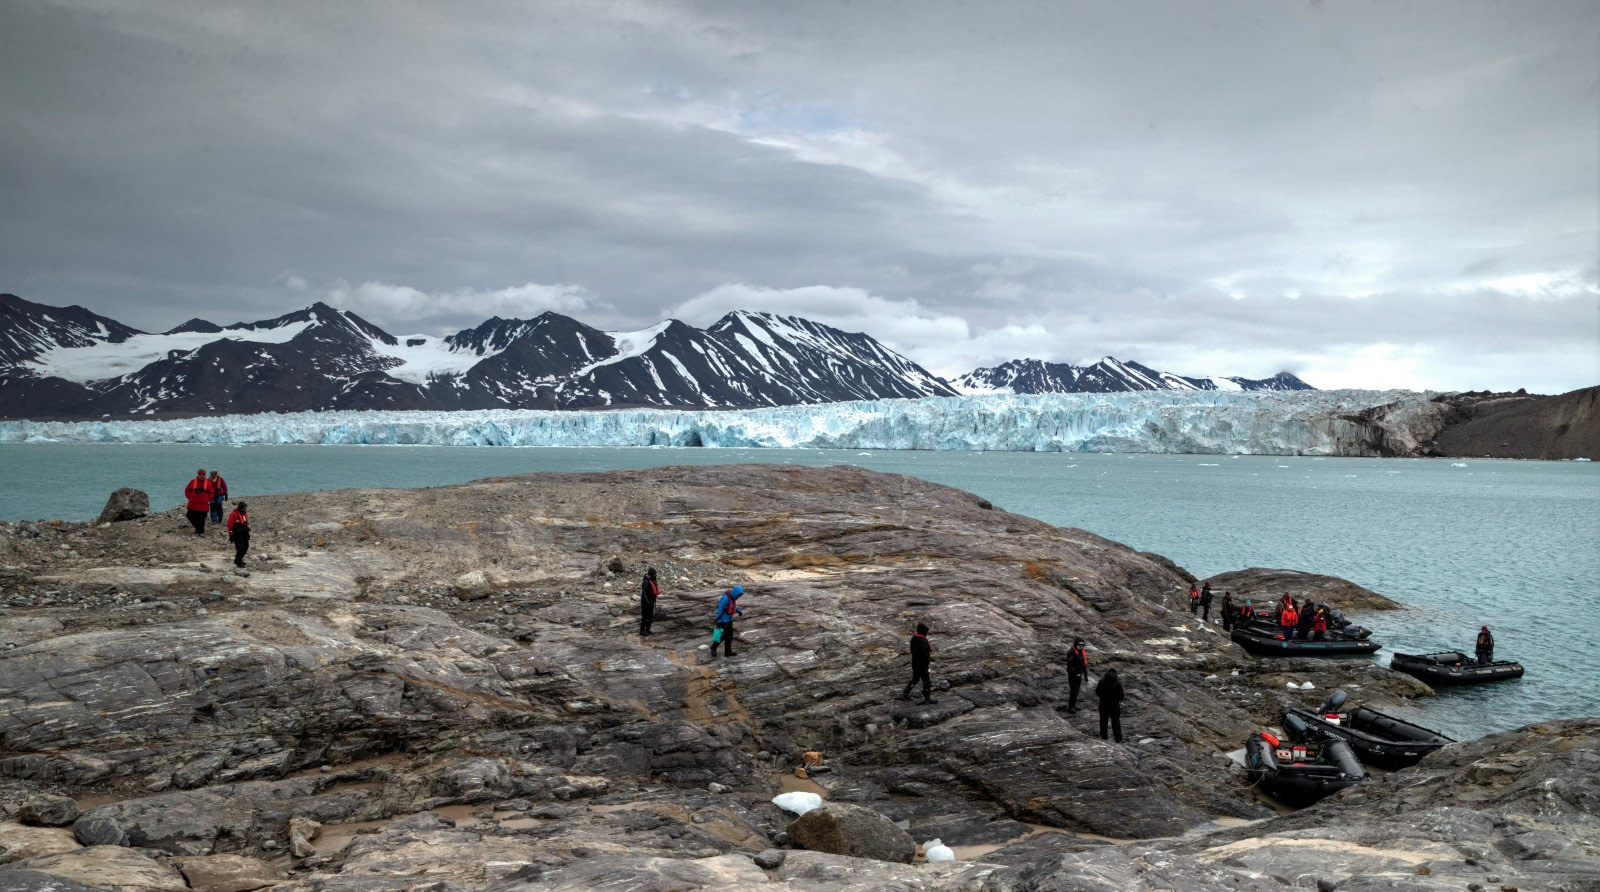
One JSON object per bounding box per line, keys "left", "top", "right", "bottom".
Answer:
{"left": 2, "top": 444, "right": 1596, "bottom": 737}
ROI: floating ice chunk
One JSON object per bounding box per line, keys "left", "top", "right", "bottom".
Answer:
{"left": 924, "top": 839, "right": 955, "bottom": 862}
{"left": 1451, "top": 462, "right": 1469, "bottom": 467}
{"left": 772, "top": 792, "right": 823, "bottom": 815}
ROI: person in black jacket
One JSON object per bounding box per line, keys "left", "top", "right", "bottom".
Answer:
{"left": 1221, "top": 592, "right": 1235, "bottom": 631}
{"left": 1200, "top": 584, "right": 1213, "bottom": 622}
{"left": 1475, "top": 625, "right": 1494, "bottom": 664}
{"left": 899, "top": 623, "right": 937, "bottom": 704}
{"left": 639, "top": 567, "right": 660, "bottom": 636}
{"left": 1065, "top": 638, "right": 1089, "bottom": 713}
{"left": 1095, "top": 667, "right": 1124, "bottom": 743}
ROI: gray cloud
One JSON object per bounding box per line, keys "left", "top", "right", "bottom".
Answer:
{"left": 1, "top": 0, "right": 1595, "bottom": 393}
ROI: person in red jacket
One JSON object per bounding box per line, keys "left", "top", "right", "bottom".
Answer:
{"left": 184, "top": 469, "right": 214, "bottom": 536}
{"left": 1311, "top": 608, "right": 1329, "bottom": 641}
{"left": 226, "top": 501, "right": 251, "bottom": 568}
{"left": 1280, "top": 602, "right": 1300, "bottom": 640}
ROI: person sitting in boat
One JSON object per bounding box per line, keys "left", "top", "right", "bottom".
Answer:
{"left": 1280, "top": 602, "right": 1300, "bottom": 640}
{"left": 1311, "top": 608, "right": 1328, "bottom": 641}
{"left": 1475, "top": 625, "right": 1494, "bottom": 664}
{"left": 1239, "top": 598, "right": 1254, "bottom": 626}
{"left": 1296, "top": 598, "right": 1316, "bottom": 639}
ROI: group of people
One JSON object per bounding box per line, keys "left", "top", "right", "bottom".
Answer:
{"left": 183, "top": 468, "right": 250, "bottom": 568}
{"left": 635, "top": 569, "right": 1130, "bottom": 743}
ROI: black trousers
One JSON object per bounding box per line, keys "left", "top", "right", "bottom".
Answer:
{"left": 1222, "top": 611, "right": 1233, "bottom": 630}
{"left": 712, "top": 621, "right": 735, "bottom": 656}
{"left": 1476, "top": 648, "right": 1493, "bottom": 665}
{"left": 1099, "top": 703, "right": 1122, "bottom": 742}
{"left": 186, "top": 509, "right": 208, "bottom": 535}
{"left": 903, "top": 663, "right": 931, "bottom": 700}
{"left": 1067, "top": 674, "right": 1083, "bottom": 710}
{"left": 640, "top": 596, "right": 656, "bottom": 634}
{"left": 232, "top": 532, "right": 250, "bottom": 567}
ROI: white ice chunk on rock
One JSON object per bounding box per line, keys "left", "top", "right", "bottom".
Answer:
{"left": 1301, "top": 681, "right": 1316, "bottom": 690}
{"left": 772, "top": 792, "right": 823, "bottom": 815}
{"left": 924, "top": 839, "right": 955, "bottom": 862}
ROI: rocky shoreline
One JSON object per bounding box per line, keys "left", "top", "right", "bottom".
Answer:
{"left": 1, "top": 465, "right": 1594, "bottom": 891}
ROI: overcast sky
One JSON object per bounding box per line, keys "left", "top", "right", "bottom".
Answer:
{"left": 3, "top": 0, "right": 1596, "bottom": 393}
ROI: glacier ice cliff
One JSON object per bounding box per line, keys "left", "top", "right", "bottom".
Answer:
{"left": 0, "top": 390, "right": 1454, "bottom": 456}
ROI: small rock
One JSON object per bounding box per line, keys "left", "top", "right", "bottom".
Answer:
{"left": 708, "top": 782, "right": 730, "bottom": 794}
{"left": 20, "top": 794, "right": 80, "bottom": 827}
{"left": 1488, "top": 876, "right": 1501, "bottom": 883}
{"left": 1316, "top": 881, "right": 1337, "bottom": 892}
{"left": 233, "top": 568, "right": 250, "bottom": 577}
{"left": 753, "top": 849, "right": 787, "bottom": 869}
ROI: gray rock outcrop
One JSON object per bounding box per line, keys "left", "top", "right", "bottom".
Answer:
{"left": 94, "top": 487, "right": 148, "bottom": 524}
{"left": 0, "top": 465, "right": 1592, "bottom": 892}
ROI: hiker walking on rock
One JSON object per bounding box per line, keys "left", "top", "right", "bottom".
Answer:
{"left": 184, "top": 468, "right": 213, "bottom": 535}
{"left": 1065, "top": 637, "right": 1089, "bottom": 713}
{"left": 710, "top": 585, "right": 743, "bottom": 659}
{"left": 226, "top": 501, "right": 251, "bottom": 568}
{"left": 639, "top": 567, "right": 660, "bottom": 636}
{"left": 899, "top": 623, "right": 937, "bottom": 704}
{"left": 207, "top": 469, "right": 228, "bottom": 525}
{"left": 1095, "top": 667, "right": 1125, "bottom": 743}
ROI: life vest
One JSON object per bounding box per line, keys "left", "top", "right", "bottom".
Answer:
{"left": 1281, "top": 606, "right": 1299, "bottom": 626}
{"left": 227, "top": 510, "right": 249, "bottom": 535}
{"left": 644, "top": 578, "right": 659, "bottom": 598}
{"left": 185, "top": 476, "right": 214, "bottom": 511}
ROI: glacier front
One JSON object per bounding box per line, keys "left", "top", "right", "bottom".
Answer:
{"left": 0, "top": 390, "right": 1454, "bottom": 456}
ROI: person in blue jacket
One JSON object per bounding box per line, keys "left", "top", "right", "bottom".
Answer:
{"left": 710, "top": 585, "right": 744, "bottom": 658}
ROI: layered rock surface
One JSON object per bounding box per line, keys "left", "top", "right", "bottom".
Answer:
{"left": 0, "top": 465, "right": 1593, "bottom": 891}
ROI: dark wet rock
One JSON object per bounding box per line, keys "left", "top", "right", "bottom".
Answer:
{"left": 19, "top": 795, "right": 78, "bottom": 827}
{"left": 95, "top": 488, "right": 149, "bottom": 525}
{"left": 70, "top": 815, "right": 126, "bottom": 847}
{"left": 786, "top": 803, "right": 916, "bottom": 863}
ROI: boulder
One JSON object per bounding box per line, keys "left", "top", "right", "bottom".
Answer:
{"left": 71, "top": 815, "right": 126, "bottom": 847}
{"left": 19, "top": 794, "right": 79, "bottom": 827}
{"left": 0, "top": 822, "right": 81, "bottom": 865}
{"left": 174, "top": 853, "right": 285, "bottom": 892}
{"left": 95, "top": 488, "right": 149, "bottom": 524}
{"left": 454, "top": 570, "right": 492, "bottom": 600}
{"left": 8, "top": 844, "right": 188, "bottom": 892}
{"left": 785, "top": 803, "right": 917, "bottom": 864}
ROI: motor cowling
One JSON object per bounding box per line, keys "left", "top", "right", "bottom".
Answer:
{"left": 1317, "top": 689, "right": 1348, "bottom": 714}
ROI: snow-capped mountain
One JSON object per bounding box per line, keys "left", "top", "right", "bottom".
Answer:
{"left": 953, "top": 357, "right": 1314, "bottom": 394}
{"left": 0, "top": 294, "right": 958, "bottom": 420}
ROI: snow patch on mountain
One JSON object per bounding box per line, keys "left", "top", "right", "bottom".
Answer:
{"left": 34, "top": 323, "right": 312, "bottom": 384}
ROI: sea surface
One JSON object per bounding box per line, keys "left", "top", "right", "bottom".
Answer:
{"left": 3, "top": 443, "right": 1596, "bottom": 739}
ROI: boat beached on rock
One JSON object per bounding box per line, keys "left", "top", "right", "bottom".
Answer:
{"left": 1230, "top": 605, "right": 1379, "bottom": 656}
{"left": 1389, "top": 651, "right": 1525, "bottom": 686}
{"left": 1244, "top": 713, "right": 1369, "bottom": 806}
{"left": 1283, "top": 690, "right": 1454, "bottom": 770}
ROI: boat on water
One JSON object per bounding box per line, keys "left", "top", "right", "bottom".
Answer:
{"left": 1244, "top": 713, "right": 1369, "bottom": 806}
{"left": 1389, "top": 651, "right": 1525, "bottom": 686}
{"left": 1230, "top": 624, "right": 1380, "bottom": 656}
{"left": 1282, "top": 690, "right": 1454, "bottom": 770}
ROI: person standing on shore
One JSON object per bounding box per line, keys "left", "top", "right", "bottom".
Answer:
{"left": 710, "top": 585, "right": 743, "bottom": 659}
{"left": 1475, "top": 625, "right": 1495, "bottom": 664}
{"left": 1188, "top": 586, "right": 1201, "bottom": 614}
{"left": 1095, "top": 667, "right": 1125, "bottom": 743}
{"left": 184, "top": 469, "right": 214, "bottom": 535}
{"left": 1065, "top": 637, "right": 1089, "bottom": 713}
{"left": 1200, "top": 585, "right": 1213, "bottom": 622}
{"left": 1221, "top": 592, "right": 1235, "bottom": 631}
{"left": 639, "top": 567, "right": 660, "bottom": 637}
{"left": 207, "top": 469, "right": 229, "bottom": 525}
{"left": 899, "top": 623, "right": 937, "bottom": 704}
{"left": 226, "top": 501, "right": 251, "bottom": 568}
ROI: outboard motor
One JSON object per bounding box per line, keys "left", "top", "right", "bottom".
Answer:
{"left": 1283, "top": 711, "right": 1312, "bottom": 741}
{"left": 1317, "top": 689, "right": 1348, "bottom": 715}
